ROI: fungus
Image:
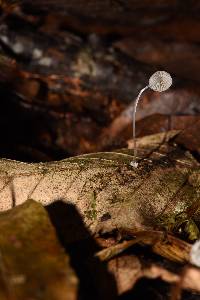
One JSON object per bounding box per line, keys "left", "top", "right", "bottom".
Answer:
{"left": 130, "top": 71, "right": 172, "bottom": 168}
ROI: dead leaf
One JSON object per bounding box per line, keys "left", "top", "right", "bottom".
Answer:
{"left": 0, "top": 199, "right": 78, "bottom": 300}
{"left": 0, "top": 133, "right": 199, "bottom": 242}
{"left": 108, "top": 254, "right": 142, "bottom": 295}
{"left": 175, "top": 119, "right": 200, "bottom": 155}
{"left": 96, "top": 230, "right": 191, "bottom": 264}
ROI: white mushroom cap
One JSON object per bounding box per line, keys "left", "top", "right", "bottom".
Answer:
{"left": 149, "top": 71, "right": 172, "bottom": 92}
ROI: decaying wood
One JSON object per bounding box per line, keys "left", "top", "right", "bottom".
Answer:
{"left": 0, "top": 199, "right": 78, "bottom": 300}
{"left": 0, "top": 132, "right": 199, "bottom": 240}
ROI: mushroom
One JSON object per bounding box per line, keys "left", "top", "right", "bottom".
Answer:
{"left": 130, "top": 71, "right": 172, "bottom": 168}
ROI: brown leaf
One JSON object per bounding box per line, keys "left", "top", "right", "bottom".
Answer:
{"left": 108, "top": 254, "right": 142, "bottom": 295}
{"left": 175, "top": 119, "right": 200, "bottom": 154}
{"left": 96, "top": 230, "right": 191, "bottom": 264}
{"left": 0, "top": 199, "right": 78, "bottom": 300}
{"left": 105, "top": 248, "right": 200, "bottom": 295}
{"left": 134, "top": 114, "right": 200, "bottom": 139}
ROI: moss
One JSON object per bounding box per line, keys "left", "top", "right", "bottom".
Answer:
{"left": 157, "top": 210, "right": 200, "bottom": 241}
{"left": 85, "top": 191, "right": 98, "bottom": 221}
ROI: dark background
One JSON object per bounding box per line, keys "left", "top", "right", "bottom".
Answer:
{"left": 0, "top": 0, "right": 199, "bottom": 162}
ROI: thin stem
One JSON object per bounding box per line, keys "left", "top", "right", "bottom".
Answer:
{"left": 132, "top": 85, "right": 149, "bottom": 162}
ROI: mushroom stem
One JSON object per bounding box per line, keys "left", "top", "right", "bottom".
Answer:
{"left": 131, "top": 85, "right": 149, "bottom": 166}
{"left": 130, "top": 70, "right": 172, "bottom": 168}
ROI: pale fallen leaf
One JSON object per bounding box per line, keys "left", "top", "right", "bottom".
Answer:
{"left": 0, "top": 132, "right": 199, "bottom": 241}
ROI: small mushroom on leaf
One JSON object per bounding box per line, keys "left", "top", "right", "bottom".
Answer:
{"left": 131, "top": 71, "right": 172, "bottom": 168}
